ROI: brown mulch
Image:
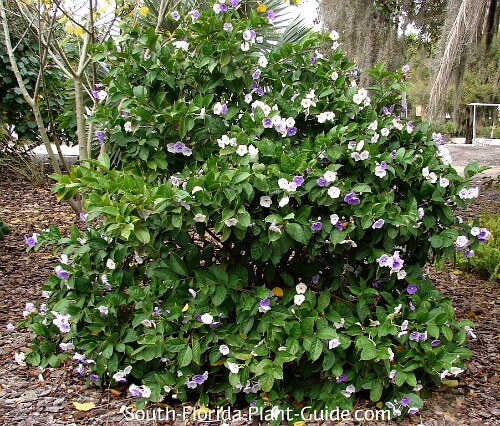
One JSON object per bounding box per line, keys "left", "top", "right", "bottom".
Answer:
{"left": 0, "top": 174, "right": 498, "bottom": 425}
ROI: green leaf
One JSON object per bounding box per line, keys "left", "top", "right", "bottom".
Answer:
{"left": 134, "top": 226, "right": 150, "bottom": 244}
{"left": 370, "top": 382, "right": 383, "bottom": 401}
{"left": 170, "top": 254, "right": 188, "bottom": 276}
{"left": 360, "top": 343, "right": 378, "bottom": 360}
{"left": 178, "top": 346, "right": 193, "bottom": 367}
{"left": 212, "top": 286, "right": 228, "bottom": 306}
{"left": 260, "top": 372, "right": 274, "bottom": 392}
{"left": 285, "top": 223, "right": 306, "bottom": 244}
{"left": 309, "top": 339, "right": 323, "bottom": 361}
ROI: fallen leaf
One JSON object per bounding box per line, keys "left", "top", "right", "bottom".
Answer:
{"left": 453, "top": 270, "right": 463, "bottom": 275}
{"left": 271, "top": 287, "right": 284, "bottom": 297}
{"left": 441, "top": 379, "right": 459, "bottom": 388}
{"left": 108, "top": 389, "right": 121, "bottom": 397}
{"left": 182, "top": 303, "right": 189, "bottom": 312}
{"left": 293, "top": 422, "right": 305, "bottom": 426}
{"left": 72, "top": 401, "right": 96, "bottom": 411}
{"left": 211, "top": 359, "right": 225, "bottom": 366}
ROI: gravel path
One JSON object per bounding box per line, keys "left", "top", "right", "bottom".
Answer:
{"left": 0, "top": 172, "right": 498, "bottom": 425}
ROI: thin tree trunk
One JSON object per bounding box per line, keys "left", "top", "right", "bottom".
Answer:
{"left": 74, "top": 76, "right": 88, "bottom": 160}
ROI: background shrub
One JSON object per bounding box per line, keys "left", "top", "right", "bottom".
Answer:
{"left": 19, "top": 2, "right": 488, "bottom": 420}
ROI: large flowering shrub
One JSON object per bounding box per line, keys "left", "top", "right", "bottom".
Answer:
{"left": 20, "top": 1, "right": 489, "bottom": 420}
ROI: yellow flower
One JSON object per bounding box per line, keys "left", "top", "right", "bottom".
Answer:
{"left": 139, "top": 6, "right": 149, "bottom": 16}
{"left": 65, "top": 23, "right": 74, "bottom": 35}
{"left": 256, "top": 3, "right": 268, "bottom": 13}
{"left": 74, "top": 25, "right": 84, "bottom": 37}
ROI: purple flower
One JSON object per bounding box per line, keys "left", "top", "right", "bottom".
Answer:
{"left": 79, "top": 212, "right": 87, "bottom": 221}
{"left": 377, "top": 254, "right": 391, "bottom": 267}
{"left": 259, "top": 298, "right": 271, "bottom": 313}
{"left": 409, "top": 332, "right": 420, "bottom": 341}
{"left": 335, "top": 222, "right": 343, "bottom": 231}
{"left": 391, "top": 150, "right": 397, "bottom": 159}
{"left": 316, "top": 177, "right": 329, "bottom": 187}
{"left": 267, "top": 10, "right": 275, "bottom": 20}
{"left": 24, "top": 234, "right": 37, "bottom": 248}
{"left": 373, "top": 281, "right": 380, "bottom": 289}
{"left": 292, "top": 176, "right": 304, "bottom": 186}
{"left": 95, "top": 130, "right": 106, "bottom": 143}
{"left": 372, "top": 219, "right": 385, "bottom": 229}
{"left": 219, "top": 4, "right": 227, "bottom": 12}
{"left": 311, "top": 221, "right": 323, "bottom": 231}
{"left": 262, "top": 118, "right": 273, "bottom": 128}
{"left": 256, "top": 88, "right": 264, "bottom": 97}
{"left": 286, "top": 127, "right": 297, "bottom": 137}
{"left": 252, "top": 69, "right": 261, "bottom": 80}
{"left": 230, "top": 0, "right": 239, "bottom": 7}
{"left": 312, "top": 274, "right": 320, "bottom": 284}
{"left": 455, "top": 236, "right": 469, "bottom": 251}
{"left": 401, "top": 396, "right": 411, "bottom": 407}
{"left": 477, "top": 228, "right": 491, "bottom": 242}
{"left": 464, "top": 249, "right": 475, "bottom": 258}
{"left": 409, "top": 301, "right": 416, "bottom": 311}
{"left": 210, "top": 321, "right": 222, "bottom": 328}
{"left": 402, "top": 64, "right": 411, "bottom": 73}
{"left": 92, "top": 90, "right": 100, "bottom": 99}
{"left": 336, "top": 373, "right": 347, "bottom": 383}
{"left": 190, "top": 10, "right": 200, "bottom": 20}
{"left": 89, "top": 374, "right": 99, "bottom": 381}
{"left": 431, "top": 339, "right": 441, "bottom": 347}
{"left": 55, "top": 265, "right": 70, "bottom": 279}
{"left": 153, "top": 307, "right": 162, "bottom": 316}
{"left": 193, "top": 374, "right": 207, "bottom": 385}
{"left": 344, "top": 192, "right": 360, "bottom": 205}
{"left": 171, "top": 11, "right": 180, "bottom": 20}
{"left": 220, "top": 103, "right": 228, "bottom": 115}
{"left": 310, "top": 56, "right": 316, "bottom": 64}
{"left": 406, "top": 284, "right": 418, "bottom": 295}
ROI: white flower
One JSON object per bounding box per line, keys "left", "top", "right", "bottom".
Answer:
{"left": 388, "top": 347, "right": 394, "bottom": 362}
{"left": 223, "top": 22, "right": 233, "bottom": 32}
{"left": 327, "top": 186, "right": 341, "bottom": 199}
{"left": 6, "top": 323, "right": 15, "bottom": 332}
{"left": 341, "top": 384, "right": 356, "bottom": 398}
{"left": 294, "top": 294, "right": 305, "bottom": 306}
{"left": 470, "top": 227, "right": 480, "bottom": 236}
{"left": 278, "top": 178, "right": 289, "bottom": 190}
{"left": 244, "top": 93, "right": 252, "bottom": 103}
{"left": 192, "top": 186, "right": 203, "bottom": 194}
{"left": 330, "top": 214, "right": 340, "bottom": 225}
{"left": 14, "top": 352, "right": 26, "bottom": 366}
{"left": 213, "top": 102, "right": 223, "bottom": 115}
{"left": 219, "top": 345, "right": 230, "bottom": 356}
{"left": 60, "top": 254, "right": 69, "bottom": 264}
{"left": 331, "top": 71, "right": 339, "bottom": 81}
{"left": 124, "top": 121, "right": 132, "bottom": 132}
{"left": 367, "top": 120, "right": 378, "bottom": 131}
{"left": 295, "top": 283, "right": 307, "bottom": 294}
{"left": 353, "top": 94, "right": 364, "bottom": 104}
{"left": 356, "top": 140, "right": 364, "bottom": 151}
{"left": 397, "top": 270, "right": 407, "bottom": 280}
{"left": 328, "top": 338, "right": 340, "bottom": 349}
{"left": 260, "top": 196, "right": 272, "bottom": 208}
{"left": 301, "top": 98, "right": 313, "bottom": 109}
{"left": 141, "top": 319, "right": 153, "bottom": 328}
{"left": 98, "top": 306, "right": 109, "bottom": 316}
{"left": 59, "top": 342, "right": 75, "bottom": 351}
{"left": 450, "top": 367, "right": 464, "bottom": 376}
{"left": 422, "top": 167, "right": 430, "bottom": 177}
{"left": 269, "top": 221, "right": 281, "bottom": 234}
{"left": 248, "top": 145, "right": 259, "bottom": 157}
{"left": 428, "top": 172, "right": 438, "bottom": 183}
{"left": 200, "top": 313, "right": 214, "bottom": 324}
{"left": 324, "top": 170, "right": 337, "bottom": 182}
{"left": 329, "top": 30, "right": 339, "bottom": 41}
{"left": 333, "top": 318, "right": 345, "bottom": 329}
{"left": 194, "top": 213, "right": 206, "bottom": 222}
{"left": 173, "top": 41, "right": 189, "bottom": 51}
{"left": 236, "top": 145, "right": 248, "bottom": 156}
{"left": 240, "top": 41, "right": 250, "bottom": 52}
{"left": 440, "top": 370, "right": 450, "bottom": 379}
{"left": 439, "top": 177, "right": 450, "bottom": 188}
{"left": 381, "top": 128, "right": 390, "bottom": 137}
{"left": 258, "top": 56, "right": 268, "bottom": 68}
{"left": 224, "top": 218, "right": 238, "bottom": 227}
{"left": 106, "top": 259, "right": 116, "bottom": 270}
{"left": 278, "top": 196, "right": 289, "bottom": 207}
{"left": 360, "top": 150, "right": 369, "bottom": 160}
{"left": 227, "top": 361, "right": 240, "bottom": 374}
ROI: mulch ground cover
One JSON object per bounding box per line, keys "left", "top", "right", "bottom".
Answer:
{"left": 0, "top": 174, "right": 498, "bottom": 425}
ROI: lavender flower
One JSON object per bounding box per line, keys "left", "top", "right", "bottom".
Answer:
{"left": 129, "top": 384, "right": 151, "bottom": 398}
{"left": 55, "top": 265, "right": 70, "bottom": 279}
{"left": 372, "top": 219, "right": 385, "bottom": 229}
{"left": 312, "top": 274, "right": 320, "bottom": 284}
{"left": 344, "top": 192, "right": 360, "bottom": 205}
{"left": 431, "top": 339, "right": 441, "bottom": 347}
{"left": 402, "top": 64, "right": 411, "bottom": 73}
{"left": 259, "top": 298, "right": 271, "bottom": 313}
{"left": 292, "top": 176, "right": 304, "bottom": 186}
{"left": 95, "top": 130, "right": 106, "bottom": 143}
{"left": 316, "top": 177, "right": 329, "bottom": 187}
{"left": 286, "top": 127, "right": 297, "bottom": 137}
{"left": 219, "top": 345, "right": 230, "bottom": 356}
{"left": 79, "top": 212, "right": 87, "bottom": 221}
{"left": 262, "top": 118, "right": 273, "bottom": 128}
{"left": 252, "top": 69, "right": 261, "bottom": 80}
{"left": 52, "top": 311, "right": 71, "bottom": 333}
{"left": 406, "top": 284, "right": 418, "bottom": 295}
{"left": 6, "top": 323, "right": 15, "bottom": 332}
{"left": 401, "top": 396, "right": 411, "bottom": 407}
{"left": 267, "top": 9, "right": 275, "bottom": 20}
{"left": 311, "top": 221, "right": 323, "bottom": 231}
{"left": 336, "top": 373, "right": 347, "bottom": 383}
{"left": 477, "top": 228, "right": 491, "bottom": 242}
{"left": 24, "top": 234, "right": 37, "bottom": 248}
{"left": 170, "top": 11, "right": 180, "bottom": 20}
{"left": 455, "top": 236, "right": 469, "bottom": 251}
{"left": 409, "top": 332, "right": 420, "bottom": 341}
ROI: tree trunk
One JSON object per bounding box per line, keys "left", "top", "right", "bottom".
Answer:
{"left": 74, "top": 76, "right": 88, "bottom": 160}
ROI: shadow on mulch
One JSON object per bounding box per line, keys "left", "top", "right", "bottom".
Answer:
{"left": 0, "top": 175, "right": 498, "bottom": 425}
